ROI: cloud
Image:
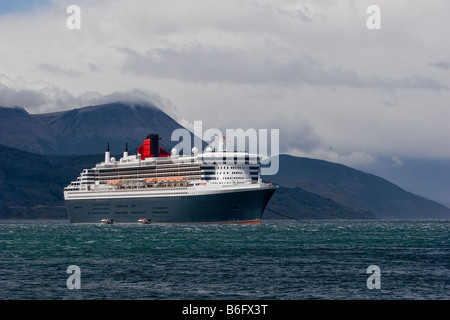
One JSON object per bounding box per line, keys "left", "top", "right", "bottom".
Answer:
{"left": 264, "top": 113, "right": 321, "bottom": 153}
{"left": 118, "top": 45, "right": 448, "bottom": 91}
{"left": 275, "top": 4, "right": 313, "bottom": 23}
{"left": 88, "top": 63, "right": 102, "bottom": 73}
{"left": 429, "top": 61, "right": 450, "bottom": 71}
{"left": 0, "top": 81, "right": 46, "bottom": 108}
{"left": 392, "top": 156, "right": 405, "bottom": 167}
{"left": 382, "top": 100, "right": 396, "bottom": 107}
{"left": 0, "top": 78, "right": 178, "bottom": 117}
{"left": 0, "top": 0, "right": 449, "bottom": 165}
{"left": 289, "top": 147, "right": 378, "bottom": 167}
{"left": 38, "top": 64, "right": 84, "bottom": 77}
{"left": 87, "top": 89, "right": 180, "bottom": 119}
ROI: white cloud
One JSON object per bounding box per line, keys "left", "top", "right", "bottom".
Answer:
{"left": 0, "top": 81, "right": 46, "bottom": 108}
{"left": 392, "top": 156, "right": 405, "bottom": 167}
{"left": 0, "top": 0, "right": 449, "bottom": 164}
{"left": 117, "top": 45, "right": 448, "bottom": 90}
{"left": 38, "top": 64, "right": 84, "bottom": 77}
{"left": 0, "top": 77, "right": 177, "bottom": 117}
{"left": 429, "top": 61, "right": 450, "bottom": 71}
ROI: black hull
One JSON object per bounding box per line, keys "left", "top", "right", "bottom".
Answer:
{"left": 65, "top": 188, "right": 276, "bottom": 224}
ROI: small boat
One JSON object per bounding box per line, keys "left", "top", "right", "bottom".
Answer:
{"left": 101, "top": 219, "right": 114, "bottom": 224}
{"left": 138, "top": 218, "right": 150, "bottom": 224}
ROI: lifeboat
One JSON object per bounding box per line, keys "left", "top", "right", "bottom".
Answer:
{"left": 138, "top": 218, "right": 150, "bottom": 224}
{"left": 107, "top": 180, "right": 122, "bottom": 184}
{"left": 101, "top": 219, "right": 114, "bottom": 224}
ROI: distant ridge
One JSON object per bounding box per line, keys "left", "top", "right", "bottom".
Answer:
{"left": 0, "top": 106, "right": 59, "bottom": 154}
{"left": 264, "top": 155, "right": 450, "bottom": 219}
{"left": 0, "top": 102, "right": 186, "bottom": 155}
{"left": 0, "top": 144, "right": 100, "bottom": 219}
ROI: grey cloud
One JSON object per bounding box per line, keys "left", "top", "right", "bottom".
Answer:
{"left": 0, "top": 81, "right": 46, "bottom": 108}
{"left": 218, "top": 110, "right": 321, "bottom": 154}
{"left": 86, "top": 89, "right": 179, "bottom": 118}
{"left": 296, "top": 5, "right": 313, "bottom": 23}
{"left": 38, "top": 64, "right": 84, "bottom": 77}
{"left": 118, "top": 46, "right": 448, "bottom": 91}
{"left": 88, "top": 63, "right": 102, "bottom": 73}
{"left": 365, "top": 74, "right": 448, "bottom": 91}
{"left": 429, "top": 61, "right": 450, "bottom": 71}
{"left": 382, "top": 100, "right": 396, "bottom": 107}
{"left": 0, "top": 80, "right": 176, "bottom": 116}
{"left": 261, "top": 113, "right": 321, "bottom": 153}
{"left": 89, "top": 90, "right": 160, "bottom": 106}
{"left": 275, "top": 5, "right": 313, "bottom": 23}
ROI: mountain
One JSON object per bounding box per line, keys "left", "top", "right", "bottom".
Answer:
{"left": 0, "top": 144, "right": 100, "bottom": 219}
{"left": 264, "top": 155, "right": 450, "bottom": 219}
{"left": 355, "top": 158, "right": 450, "bottom": 208}
{"left": 0, "top": 102, "right": 186, "bottom": 155}
{"left": 0, "top": 106, "right": 59, "bottom": 154}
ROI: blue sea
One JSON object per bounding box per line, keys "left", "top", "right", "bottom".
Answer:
{"left": 0, "top": 220, "right": 448, "bottom": 300}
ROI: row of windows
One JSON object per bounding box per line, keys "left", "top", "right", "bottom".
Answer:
{"left": 217, "top": 171, "right": 258, "bottom": 175}
{"left": 97, "top": 171, "right": 202, "bottom": 180}
{"left": 98, "top": 163, "right": 200, "bottom": 173}
{"left": 203, "top": 176, "right": 251, "bottom": 180}
{"left": 217, "top": 166, "right": 258, "bottom": 170}
{"left": 92, "top": 163, "right": 259, "bottom": 177}
{"left": 200, "top": 156, "right": 258, "bottom": 161}
{"left": 97, "top": 167, "right": 201, "bottom": 176}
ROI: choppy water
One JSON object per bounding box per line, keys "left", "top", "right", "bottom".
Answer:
{"left": 0, "top": 220, "right": 448, "bottom": 300}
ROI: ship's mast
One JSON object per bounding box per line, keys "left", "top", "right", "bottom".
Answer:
{"left": 218, "top": 136, "right": 225, "bottom": 152}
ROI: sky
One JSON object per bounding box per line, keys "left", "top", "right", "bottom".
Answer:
{"left": 0, "top": 0, "right": 449, "bottom": 170}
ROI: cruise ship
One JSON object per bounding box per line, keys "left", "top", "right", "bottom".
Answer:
{"left": 64, "top": 134, "right": 277, "bottom": 224}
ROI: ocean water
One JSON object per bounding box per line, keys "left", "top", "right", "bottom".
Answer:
{"left": 0, "top": 219, "right": 448, "bottom": 300}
